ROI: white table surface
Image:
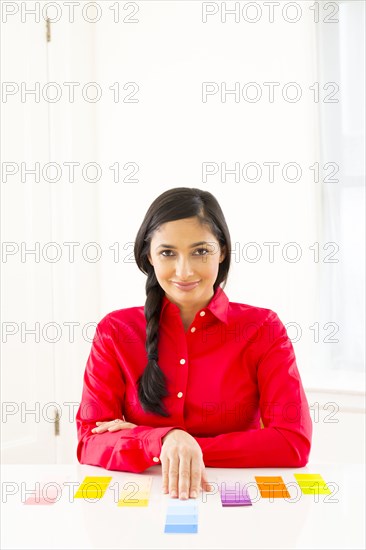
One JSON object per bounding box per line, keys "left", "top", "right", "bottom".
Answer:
{"left": 1, "top": 462, "right": 365, "bottom": 550}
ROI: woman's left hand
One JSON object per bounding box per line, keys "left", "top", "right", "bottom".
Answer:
{"left": 91, "top": 418, "right": 138, "bottom": 433}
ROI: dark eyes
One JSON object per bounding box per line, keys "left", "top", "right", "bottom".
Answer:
{"left": 160, "top": 248, "right": 210, "bottom": 257}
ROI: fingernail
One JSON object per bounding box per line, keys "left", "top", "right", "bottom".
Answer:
{"left": 170, "top": 490, "right": 177, "bottom": 498}
{"left": 180, "top": 492, "right": 187, "bottom": 499}
{"left": 190, "top": 490, "right": 197, "bottom": 498}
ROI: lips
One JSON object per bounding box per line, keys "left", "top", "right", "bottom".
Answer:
{"left": 172, "top": 281, "right": 200, "bottom": 290}
{"left": 173, "top": 281, "right": 199, "bottom": 286}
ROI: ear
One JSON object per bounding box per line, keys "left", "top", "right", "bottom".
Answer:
{"left": 219, "top": 245, "right": 226, "bottom": 263}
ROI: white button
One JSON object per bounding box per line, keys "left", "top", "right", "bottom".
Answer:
{"left": 200, "top": 311, "right": 206, "bottom": 316}
{"left": 180, "top": 358, "right": 186, "bottom": 365}
{"left": 190, "top": 327, "right": 196, "bottom": 333}
{"left": 177, "top": 392, "right": 183, "bottom": 398}
{"left": 152, "top": 457, "right": 160, "bottom": 463}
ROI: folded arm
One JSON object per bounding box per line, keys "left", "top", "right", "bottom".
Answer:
{"left": 194, "top": 311, "right": 312, "bottom": 468}
{"left": 75, "top": 316, "right": 183, "bottom": 473}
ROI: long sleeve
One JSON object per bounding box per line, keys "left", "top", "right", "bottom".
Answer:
{"left": 75, "top": 316, "right": 184, "bottom": 473}
{"left": 193, "top": 311, "right": 312, "bottom": 468}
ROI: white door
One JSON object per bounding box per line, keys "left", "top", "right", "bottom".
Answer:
{"left": 1, "top": 11, "right": 99, "bottom": 463}
{"left": 1, "top": 16, "right": 56, "bottom": 462}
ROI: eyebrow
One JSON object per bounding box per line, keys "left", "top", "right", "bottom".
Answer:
{"left": 155, "top": 241, "right": 211, "bottom": 250}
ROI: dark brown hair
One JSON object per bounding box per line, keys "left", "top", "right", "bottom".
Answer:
{"left": 134, "top": 187, "right": 231, "bottom": 416}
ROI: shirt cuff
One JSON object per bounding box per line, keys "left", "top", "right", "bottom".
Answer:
{"left": 133, "top": 425, "right": 186, "bottom": 465}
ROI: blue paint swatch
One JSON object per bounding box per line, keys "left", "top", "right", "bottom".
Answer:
{"left": 164, "top": 499, "right": 199, "bottom": 534}
{"left": 165, "top": 524, "right": 198, "bottom": 533}
{"left": 165, "top": 514, "right": 198, "bottom": 524}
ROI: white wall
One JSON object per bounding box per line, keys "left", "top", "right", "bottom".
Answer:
{"left": 90, "top": 1, "right": 364, "bottom": 466}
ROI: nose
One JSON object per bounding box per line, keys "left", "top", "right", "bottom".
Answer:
{"left": 175, "top": 255, "right": 195, "bottom": 280}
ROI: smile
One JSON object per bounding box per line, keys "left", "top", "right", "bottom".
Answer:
{"left": 172, "top": 281, "right": 200, "bottom": 291}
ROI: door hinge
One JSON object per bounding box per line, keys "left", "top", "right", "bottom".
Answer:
{"left": 54, "top": 408, "right": 60, "bottom": 436}
{"left": 46, "top": 17, "right": 51, "bottom": 42}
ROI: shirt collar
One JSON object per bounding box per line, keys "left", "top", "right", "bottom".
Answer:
{"left": 159, "top": 285, "right": 229, "bottom": 325}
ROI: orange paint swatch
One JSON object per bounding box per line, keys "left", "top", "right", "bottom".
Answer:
{"left": 255, "top": 476, "right": 290, "bottom": 498}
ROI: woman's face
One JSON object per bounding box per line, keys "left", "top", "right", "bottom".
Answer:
{"left": 148, "top": 217, "right": 226, "bottom": 308}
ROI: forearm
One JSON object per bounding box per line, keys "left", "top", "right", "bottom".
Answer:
{"left": 194, "top": 425, "right": 311, "bottom": 468}
{"left": 77, "top": 425, "right": 183, "bottom": 473}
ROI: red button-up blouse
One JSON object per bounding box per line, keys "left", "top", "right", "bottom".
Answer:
{"left": 76, "top": 286, "right": 312, "bottom": 473}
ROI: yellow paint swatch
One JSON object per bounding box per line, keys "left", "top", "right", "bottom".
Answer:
{"left": 74, "top": 476, "right": 112, "bottom": 499}
{"left": 117, "top": 476, "right": 153, "bottom": 507}
{"left": 294, "top": 473, "right": 331, "bottom": 495}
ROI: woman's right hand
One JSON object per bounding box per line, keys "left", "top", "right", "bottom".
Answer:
{"left": 160, "top": 429, "right": 213, "bottom": 500}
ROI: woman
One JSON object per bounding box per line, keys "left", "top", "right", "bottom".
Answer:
{"left": 76, "top": 187, "right": 312, "bottom": 500}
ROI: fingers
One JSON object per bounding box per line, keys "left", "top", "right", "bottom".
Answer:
{"left": 108, "top": 421, "right": 137, "bottom": 431}
{"left": 161, "top": 457, "right": 169, "bottom": 494}
{"left": 107, "top": 422, "right": 124, "bottom": 432}
{"left": 178, "top": 456, "right": 191, "bottom": 499}
{"left": 201, "top": 470, "right": 213, "bottom": 493}
{"left": 189, "top": 458, "right": 202, "bottom": 499}
{"left": 91, "top": 419, "right": 126, "bottom": 433}
{"left": 167, "top": 459, "right": 179, "bottom": 498}
{"left": 161, "top": 454, "right": 208, "bottom": 500}
{"left": 91, "top": 420, "right": 114, "bottom": 433}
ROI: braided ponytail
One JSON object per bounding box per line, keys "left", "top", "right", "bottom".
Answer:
{"left": 136, "top": 277, "right": 170, "bottom": 417}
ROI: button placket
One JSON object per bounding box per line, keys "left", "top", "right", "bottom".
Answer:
{"left": 177, "top": 358, "right": 186, "bottom": 402}
{"left": 188, "top": 310, "right": 206, "bottom": 335}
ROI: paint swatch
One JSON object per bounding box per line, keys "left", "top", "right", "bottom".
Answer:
{"left": 164, "top": 499, "right": 199, "bottom": 533}
{"left": 24, "top": 483, "right": 59, "bottom": 505}
{"left": 294, "top": 473, "right": 331, "bottom": 495}
{"left": 24, "top": 475, "right": 72, "bottom": 505}
{"left": 255, "top": 476, "right": 290, "bottom": 498}
{"left": 74, "top": 476, "right": 112, "bottom": 499}
{"left": 117, "top": 476, "right": 152, "bottom": 507}
{"left": 219, "top": 481, "right": 252, "bottom": 507}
